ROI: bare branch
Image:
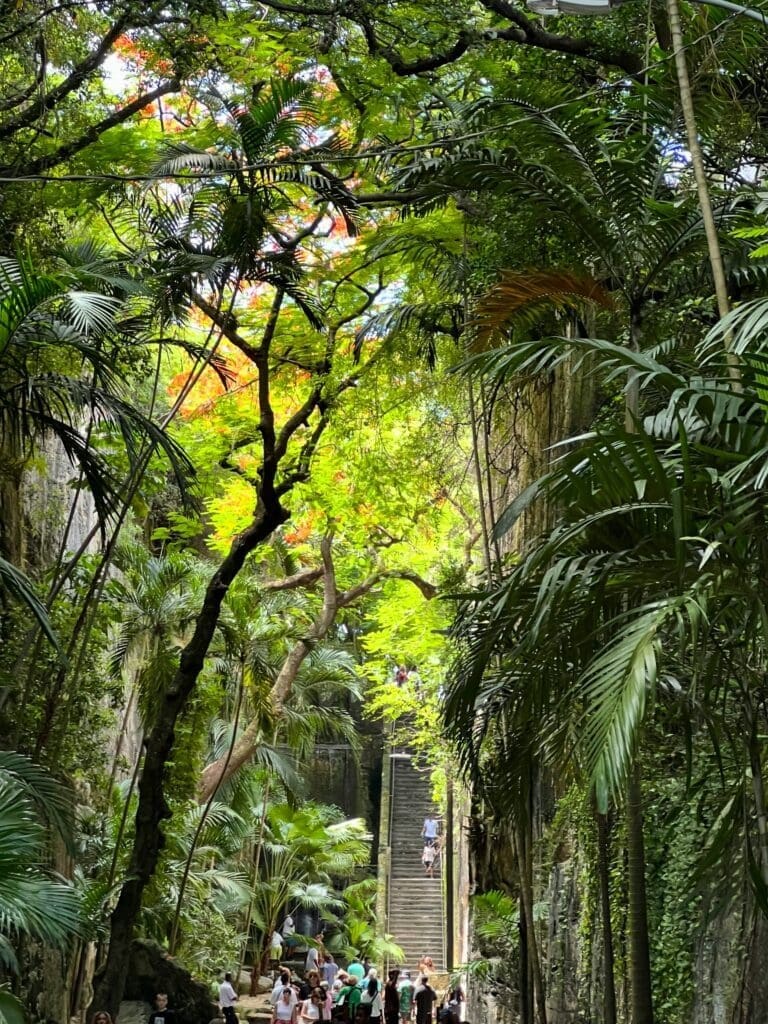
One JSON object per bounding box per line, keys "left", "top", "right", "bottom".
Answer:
{"left": 261, "top": 567, "right": 325, "bottom": 591}
{"left": 197, "top": 539, "right": 437, "bottom": 802}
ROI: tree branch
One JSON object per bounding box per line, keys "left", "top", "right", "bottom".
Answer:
{"left": 0, "top": 16, "right": 131, "bottom": 141}
{"left": 6, "top": 80, "right": 181, "bottom": 177}
{"left": 197, "top": 540, "right": 437, "bottom": 802}
{"left": 261, "top": 566, "right": 325, "bottom": 591}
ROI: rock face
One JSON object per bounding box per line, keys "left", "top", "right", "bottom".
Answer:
{"left": 120, "top": 940, "right": 216, "bottom": 1024}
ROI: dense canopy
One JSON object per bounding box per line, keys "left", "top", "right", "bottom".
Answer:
{"left": 1, "top": 1, "right": 768, "bottom": 1024}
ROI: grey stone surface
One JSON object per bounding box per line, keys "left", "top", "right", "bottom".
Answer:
{"left": 120, "top": 940, "right": 217, "bottom": 1024}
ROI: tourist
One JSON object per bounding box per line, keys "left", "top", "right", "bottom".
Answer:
{"left": 323, "top": 952, "right": 339, "bottom": 986}
{"left": 331, "top": 978, "right": 345, "bottom": 1007}
{"left": 397, "top": 972, "right": 413, "bottom": 1024}
{"left": 360, "top": 971, "right": 382, "bottom": 1024}
{"left": 320, "top": 981, "right": 334, "bottom": 1018}
{"left": 91, "top": 1013, "right": 113, "bottom": 1024}
{"left": 421, "top": 841, "right": 437, "bottom": 878}
{"left": 282, "top": 912, "right": 296, "bottom": 946}
{"left": 299, "top": 989, "right": 326, "bottom": 1024}
{"left": 336, "top": 974, "right": 362, "bottom": 1018}
{"left": 300, "top": 970, "right": 322, "bottom": 1000}
{"left": 447, "top": 986, "right": 464, "bottom": 1022}
{"left": 416, "top": 956, "right": 434, "bottom": 977}
{"left": 272, "top": 971, "right": 294, "bottom": 1005}
{"left": 414, "top": 978, "right": 436, "bottom": 1024}
{"left": 271, "top": 929, "right": 284, "bottom": 964}
{"left": 422, "top": 816, "right": 439, "bottom": 847}
{"left": 383, "top": 969, "right": 400, "bottom": 1024}
{"left": 305, "top": 944, "right": 321, "bottom": 975}
{"left": 346, "top": 957, "right": 365, "bottom": 985}
{"left": 149, "top": 993, "right": 175, "bottom": 1024}
{"left": 274, "top": 988, "right": 298, "bottom": 1024}
{"left": 218, "top": 972, "right": 239, "bottom": 1024}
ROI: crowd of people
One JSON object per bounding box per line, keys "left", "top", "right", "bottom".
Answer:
{"left": 86, "top": 949, "right": 462, "bottom": 1024}
{"left": 265, "top": 953, "right": 463, "bottom": 1024}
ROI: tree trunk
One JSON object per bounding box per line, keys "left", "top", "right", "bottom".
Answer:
{"left": 626, "top": 762, "right": 654, "bottom": 1024}
{"left": 596, "top": 810, "right": 617, "bottom": 1024}
{"left": 625, "top": 309, "right": 642, "bottom": 431}
{"left": 519, "top": 908, "right": 533, "bottom": 1024}
{"left": 89, "top": 498, "right": 288, "bottom": 1020}
{"left": 515, "top": 825, "right": 547, "bottom": 1024}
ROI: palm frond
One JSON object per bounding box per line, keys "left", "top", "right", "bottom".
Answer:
{"left": 470, "top": 269, "right": 614, "bottom": 349}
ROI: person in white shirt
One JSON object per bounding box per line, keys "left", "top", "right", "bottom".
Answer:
{"left": 274, "top": 988, "right": 298, "bottom": 1024}
{"left": 272, "top": 971, "right": 296, "bottom": 1007}
{"left": 218, "top": 973, "right": 238, "bottom": 1024}
{"left": 322, "top": 953, "right": 338, "bottom": 986}
{"left": 305, "top": 945, "right": 320, "bottom": 974}
{"left": 299, "top": 989, "right": 325, "bottom": 1024}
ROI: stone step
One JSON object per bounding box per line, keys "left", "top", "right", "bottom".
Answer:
{"left": 386, "top": 749, "right": 445, "bottom": 968}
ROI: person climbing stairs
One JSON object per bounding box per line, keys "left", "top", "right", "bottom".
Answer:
{"left": 386, "top": 752, "right": 446, "bottom": 973}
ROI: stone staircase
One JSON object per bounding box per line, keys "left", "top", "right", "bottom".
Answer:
{"left": 386, "top": 753, "right": 445, "bottom": 972}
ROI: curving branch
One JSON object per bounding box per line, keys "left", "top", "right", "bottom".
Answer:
{"left": 257, "top": 0, "right": 643, "bottom": 77}
{"left": 7, "top": 80, "right": 181, "bottom": 177}
{"left": 0, "top": 17, "right": 130, "bottom": 141}
{"left": 197, "top": 544, "right": 438, "bottom": 802}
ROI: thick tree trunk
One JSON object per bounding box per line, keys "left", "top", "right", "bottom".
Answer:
{"left": 626, "top": 762, "right": 654, "bottom": 1024}
{"left": 89, "top": 498, "right": 288, "bottom": 1019}
{"left": 596, "top": 810, "right": 617, "bottom": 1024}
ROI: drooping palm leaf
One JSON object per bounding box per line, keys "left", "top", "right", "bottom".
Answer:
{"left": 470, "top": 268, "right": 614, "bottom": 349}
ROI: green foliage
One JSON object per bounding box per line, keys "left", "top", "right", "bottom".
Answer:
{"left": 335, "top": 878, "right": 404, "bottom": 964}
{"left": 0, "top": 753, "right": 80, "bottom": 964}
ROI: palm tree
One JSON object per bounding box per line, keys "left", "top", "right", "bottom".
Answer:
{"left": 247, "top": 802, "right": 370, "bottom": 975}
{"left": 125, "top": 76, "right": 357, "bottom": 325}
{"left": 445, "top": 299, "right": 768, "bottom": 1021}
{"left": 0, "top": 248, "right": 192, "bottom": 555}
{"left": 0, "top": 751, "right": 80, "bottom": 1020}
{"left": 335, "top": 878, "right": 405, "bottom": 966}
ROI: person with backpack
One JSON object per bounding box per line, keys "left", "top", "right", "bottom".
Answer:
{"left": 397, "top": 972, "right": 413, "bottom": 1024}
{"left": 360, "top": 970, "right": 382, "bottom": 1024}
{"left": 334, "top": 974, "right": 361, "bottom": 1024}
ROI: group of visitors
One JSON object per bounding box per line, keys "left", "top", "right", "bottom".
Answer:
{"left": 269, "top": 959, "right": 455, "bottom": 1024}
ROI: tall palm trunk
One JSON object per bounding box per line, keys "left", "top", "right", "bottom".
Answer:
{"left": 626, "top": 762, "right": 654, "bottom": 1024}
{"left": 519, "top": 907, "right": 533, "bottom": 1024}
{"left": 514, "top": 823, "right": 547, "bottom": 1024}
{"left": 596, "top": 809, "right": 617, "bottom": 1024}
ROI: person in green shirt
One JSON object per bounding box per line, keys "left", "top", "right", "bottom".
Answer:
{"left": 397, "top": 973, "right": 413, "bottom": 1024}
{"left": 334, "top": 977, "right": 362, "bottom": 1024}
